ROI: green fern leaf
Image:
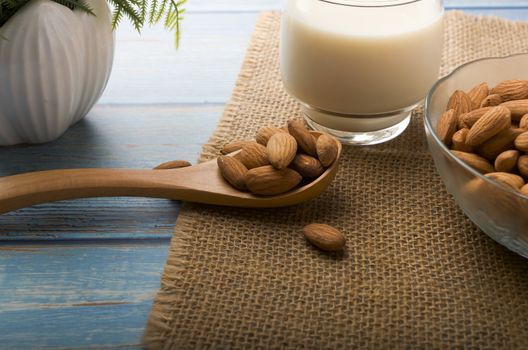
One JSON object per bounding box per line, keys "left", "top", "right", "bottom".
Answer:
{"left": 153, "top": 0, "right": 168, "bottom": 23}
{"left": 110, "top": 3, "right": 124, "bottom": 30}
{"left": 53, "top": 0, "right": 94, "bottom": 15}
{"left": 108, "top": 0, "right": 142, "bottom": 32}
{"left": 0, "top": 0, "right": 185, "bottom": 47}
{"left": 148, "top": 0, "right": 158, "bottom": 24}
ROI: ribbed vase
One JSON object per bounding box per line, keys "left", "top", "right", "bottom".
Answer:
{"left": 0, "top": 0, "right": 114, "bottom": 146}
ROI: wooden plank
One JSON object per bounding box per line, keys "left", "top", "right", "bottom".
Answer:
{"left": 0, "top": 104, "right": 220, "bottom": 240}
{"left": 0, "top": 199, "right": 178, "bottom": 241}
{"left": 185, "top": 0, "right": 281, "bottom": 12}
{"left": 0, "top": 104, "right": 221, "bottom": 174}
{"left": 0, "top": 243, "right": 168, "bottom": 310}
{"left": 0, "top": 243, "right": 168, "bottom": 349}
{"left": 0, "top": 303, "right": 149, "bottom": 350}
{"left": 100, "top": 13, "right": 258, "bottom": 105}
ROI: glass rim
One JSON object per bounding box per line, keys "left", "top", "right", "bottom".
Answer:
{"left": 318, "top": 0, "right": 428, "bottom": 8}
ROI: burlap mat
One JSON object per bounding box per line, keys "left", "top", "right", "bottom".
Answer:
{"left": 144, "top": 11, "right": 528, "bottom": 349}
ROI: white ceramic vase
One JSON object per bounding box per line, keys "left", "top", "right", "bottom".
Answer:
{"left": 0, "top": 0, "right": 115, "bottom": 146}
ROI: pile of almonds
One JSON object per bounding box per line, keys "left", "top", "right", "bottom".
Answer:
{"left": 217, "top": 120, "right": 339, "bottom": 196}
{"left": 437, "top": 79, "right": 528, "bottom": 195}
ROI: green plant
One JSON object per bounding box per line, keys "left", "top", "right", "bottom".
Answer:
{"left": 0, "top": 0, "right": 186, "bottom": 46}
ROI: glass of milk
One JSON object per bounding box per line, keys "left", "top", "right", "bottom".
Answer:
{"left": 280, "top": 0, "right": 444, "bottom": 145}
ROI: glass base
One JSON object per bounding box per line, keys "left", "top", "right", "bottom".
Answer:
{"left": 302, "top": 107, "right": 413, "bottom": 146}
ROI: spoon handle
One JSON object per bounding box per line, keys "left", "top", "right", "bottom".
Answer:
{"left": 0, "top": 168, "right": 184, "bottom": 214}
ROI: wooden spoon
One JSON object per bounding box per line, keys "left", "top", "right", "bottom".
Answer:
{"left": 0, "top": 132, "right": 342, "bottom": 214}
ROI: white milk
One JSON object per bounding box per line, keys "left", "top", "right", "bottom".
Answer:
{"left": 280, "top": 0, "right": 444, "bottom": 132}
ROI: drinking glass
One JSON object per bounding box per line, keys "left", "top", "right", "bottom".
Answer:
{"left": 280, "top": 0, "right": 444, "bottom": 145}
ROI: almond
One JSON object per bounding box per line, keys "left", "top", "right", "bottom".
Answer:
{"left": 518, "top": 155, "right": 528, "bottom": 178}
{"left": 466, "top": 106, "right": 511, "bottom": 146}
{"left": 154, "top": 160, "right": 192, "bottom": 170}
{"left": 447, "top": 90, "right": 473, "bottom": 117}
{"left": 217, "top": 156, "right": 248, "bottom": 190}
{"left": 459, "top": 107, "right": 493, "bottom": 129}
{"left": 520, "top": 114, "right": 528, "bottom": 129}
{"left": 245, "top": 165, "right": 302, "bottom": 196}
{"left": 256, "top": 126, "right": 287, "bottom": 146}
{"left": 267, "top": 133, "right": 297, "bottom": 169}
{"left": 461, "top": 177, "right": 486, "bottom": 197}
{"left": 500, "top": 100, "right": 528, "bottom": 121}
{"left": 485, "top": 172, "right": 525, "bottom": 190}
{"left": 302, "top": 223, "right": 346, "bottom": 252}
{"left": 287, "top": 120, "right": 317, "bottom": 156}
{"left": 316, "top": 133, "right": 339, "bottom": 167}
{"left": 451, "top": 150, "right": 494, "bottom": 174}
{"left": 451, "top": 128, "right": 473, "bottom": 153}
{"left": 236, "top": 142, "right": 270, "bottom": 169}
{"left": 436, "top": 109, "right": 458, "bottom": 146}
{"left": 458, "top": 119, "right": 469, "bottom": 130}
{"left": 477, "top": 127, "right": 525, "bottom": 160}
{"left": 494, "top": 150, "right": 520, "bottom": 173}
{"left": 491, "top": 79, "right": 528, "bottom": 101}
{"left": 521, "top": 183, "right": 528, "bottom": 196}
{"left": 467, "top": 82, "right": 489, "bottom": 110}
{"left": 292, "top": 154, "right": 325, "bottom": 178}
{"left": 515, "top": 131, "right": 528, "bottom": 152}
{"left": 221, "top": 141, "right": 253, "bottom": 155}
{"left": 480, "top": 94, "right": 502, "bottom": 108}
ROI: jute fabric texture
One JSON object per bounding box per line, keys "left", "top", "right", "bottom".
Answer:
{"left": 144, "top": 11, "right": 528, "bottom": 349}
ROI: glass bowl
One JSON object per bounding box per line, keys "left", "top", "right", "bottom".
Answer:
{"left": 424, "top": 53, "right": 528, "bottom": 258}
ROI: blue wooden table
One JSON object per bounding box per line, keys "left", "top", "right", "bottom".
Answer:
{"left": 1, "top": 1, "right": 528, "bottom": 348}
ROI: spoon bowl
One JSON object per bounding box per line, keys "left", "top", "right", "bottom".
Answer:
{"left": 0, "top": 132, "right": 342, "bottom": 214}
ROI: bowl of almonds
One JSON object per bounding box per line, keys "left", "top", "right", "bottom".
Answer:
{"left": 425, "top": 53, "right": 528, "bottom": 257}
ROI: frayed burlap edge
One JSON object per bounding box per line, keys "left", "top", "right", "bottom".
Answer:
{"left": 142, "top": 12, "right": 275, "bottom": 349}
